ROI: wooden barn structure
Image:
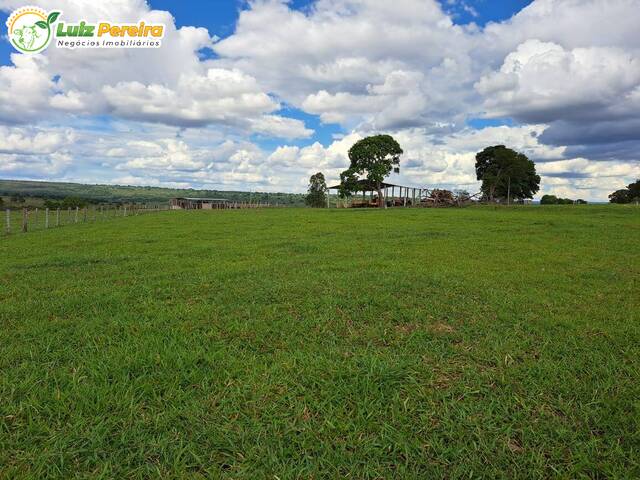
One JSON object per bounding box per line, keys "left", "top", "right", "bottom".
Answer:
{"left": 327, "top": 181, "right": 425, "bottom": 208}
{"left": 170, "top": 197, "right": 230, "bottom": 210}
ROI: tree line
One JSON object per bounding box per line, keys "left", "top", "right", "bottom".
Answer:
{"left": 541, "top": 195, "right": 587, "bottom": 205}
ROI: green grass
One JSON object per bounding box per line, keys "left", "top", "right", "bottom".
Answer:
{"left": 1, "top": 206, "right": 163, "bottom": 237}
{"left": 1, "top": 206, "right": 639, "bottom": 478}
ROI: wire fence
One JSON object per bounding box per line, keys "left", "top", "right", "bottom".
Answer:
{"left": 2, "top": 204, "right": 169, "bottom": 238}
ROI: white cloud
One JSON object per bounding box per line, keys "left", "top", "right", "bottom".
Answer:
{"left": 117, "top": 139, "right": 206, "bottom": 172}
{"left": 483, "top": 0, "right": 640, "bottom": 52}
{"left": 476, "top": 40, "right": 640, "bottom": 123}
{"left": 0, "top": 126, "right": 75, "bottom": 154}
{"left": 214, "top": 0, "right": 474, "bottom": 127}
{"left": 101, "top": 68, "right": 306, "bottom": 136}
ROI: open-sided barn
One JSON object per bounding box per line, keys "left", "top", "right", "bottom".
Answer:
{"left": 170, "top": 198, "right": 230, "bottom": 210}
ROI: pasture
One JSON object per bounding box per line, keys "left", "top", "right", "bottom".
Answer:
{"left": 1, "top": 206, "right": 639, "bottom": 478}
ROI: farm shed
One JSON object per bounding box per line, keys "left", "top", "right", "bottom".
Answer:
{"left": 327, "top": 180, "right": 425, "bottom": 208}
{"left": 170, "top": 197, "right": 230, "bottom": 210}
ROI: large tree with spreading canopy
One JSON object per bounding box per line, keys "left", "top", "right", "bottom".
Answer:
{"left": 339, "top": 135, "right": 403, "bottom": 208}
{"left": 475, "top": 145, "right": 540, "bottom": 202}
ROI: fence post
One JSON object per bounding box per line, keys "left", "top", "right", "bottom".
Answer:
{"left": 35, "top": 208, "right": 39, "bottom": 228}
{"left": 56, "top": 208, "right": 60, "bottom": 227}
{"left": 68, "top": 207, "right": 71, "bottom": 223}
{"left": 124, "top": 206, "right": 127, "bottom": 217}
{"left": 5, "top": 209, "right": 10, "bottom": 234}
{"left": 75, "top": 206, "right": 79, "bottom": 223}
{"left": 45, "top": 208, "right": 49, "bottom": 229}
{"left": 83, "top": 207, "right": 87, "bottom": 223}
{"left": 22, "top": 208, "right": 28, "bottom": 233}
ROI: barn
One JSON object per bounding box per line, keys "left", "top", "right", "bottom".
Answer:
{"left": 327, "top": 181, "right": 425, "bottom": 208}
{"left": 170, "top": 197, "right": 230, "bottom": 210}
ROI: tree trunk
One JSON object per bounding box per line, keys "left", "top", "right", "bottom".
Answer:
{"left": 377, "top": 183, "right": 384, "bottom": 208}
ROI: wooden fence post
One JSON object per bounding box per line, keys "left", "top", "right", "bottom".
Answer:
{"left": 45, "top": 208, "right": 49, "bottom": 229}
{"left": 5, "top": 209, "right": 10, "bottom": 234}
{"left": 75, "top": 206, "right": 79, "bottom": 223}
{"left": 56, "top": 208, "right": 60, "bottom": 227}
{"left": 34, "top": 208, "right": 39, "bottom": 228}
{"left": 124, "top": 206, "right": 127, "bottom": 217}
{"left": 22, "top": 208, "right": 28, "bottom": 233}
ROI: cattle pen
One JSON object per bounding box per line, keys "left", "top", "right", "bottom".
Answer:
{"left": 327, "top": 181, "right": 427, "bottom": 208}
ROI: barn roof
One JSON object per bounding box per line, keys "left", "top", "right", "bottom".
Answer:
{"left": 327, "top": 180, "right": 416, "bottom": 190}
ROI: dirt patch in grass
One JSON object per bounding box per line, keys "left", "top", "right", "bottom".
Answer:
{"left": 429, "top": 322, "right": 456, "bottom": 334}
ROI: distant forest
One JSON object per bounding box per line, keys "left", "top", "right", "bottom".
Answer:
{"left": 0, "top": 179, "right": 306, "bottom": 207}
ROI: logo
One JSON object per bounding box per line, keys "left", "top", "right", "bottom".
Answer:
{"left": 6, "top": 6, "right": 165, "bottom": 53}
{"left": 6, "top": 6, "right": 60, "bottom": 53}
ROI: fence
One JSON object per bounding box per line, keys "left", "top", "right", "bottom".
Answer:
{"left": 2, "top": 204, "right": 169, "bottom": 238}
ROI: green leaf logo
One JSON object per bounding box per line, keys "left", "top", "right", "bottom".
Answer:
{"left": 35, "top": 20, "right": 48, "bottom": 29}
{"left": 47, "top": 12, "right": 61, "bottom": 24}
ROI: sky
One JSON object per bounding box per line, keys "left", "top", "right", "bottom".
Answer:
{"left": 0, "top": 0, "right": 639, "bottom": 201}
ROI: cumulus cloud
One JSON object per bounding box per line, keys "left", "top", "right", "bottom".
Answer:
{"left": 476, "top": 40, "right": 640, "bottom": 124}
{"left": 101, "top": 68, "right": 310, "bottom": 137}
{"left": 0, "top": 126, "right": 75, "bottom": 154}
{"left": 214, "top": 0, "right": 476, "bottom": 130}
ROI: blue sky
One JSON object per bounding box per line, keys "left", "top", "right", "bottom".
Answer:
{"left": 0, "top": 0, "right": 637, "bottom": 200}
{"left": 146, "top": 0, "right": 535, "bottom": 36}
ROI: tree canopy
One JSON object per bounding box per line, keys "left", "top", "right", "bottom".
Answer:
{"left": 475, "top": 145, "right": 540, "bottom": 202}
{"left": 609, "top": 179, "right": 640, "bottom": 204}
{"left": 540, "top": 194, "right": 586, "bottom": 205}
{"left": 629, "top": 179, "right": 640, "bottom": 200}
{"left": 305, "top": 172, "right": 328, "bottom": 208}
{"left": 339, "top": 135, "right": 403, "bottom": 207}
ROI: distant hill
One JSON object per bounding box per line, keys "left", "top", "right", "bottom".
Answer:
{"left": 0, "top": 179, "right": 306, "bottom": 206}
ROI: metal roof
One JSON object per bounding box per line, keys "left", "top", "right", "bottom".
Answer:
{"left": 327, "top": 181, "right": 419, "bottom": 190}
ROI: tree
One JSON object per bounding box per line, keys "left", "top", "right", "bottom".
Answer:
{"left": 540, "top": 194, "right": 558, "bottom": 205}
{"left": 475, "top": 145, "right": 540, "bottom": 202}
{"left": 608, "top": 180, "right": 639, "bottom": 204}
{"left": 609, "top": 189, "right": 631, "bottom": 204}
{"left": 305, "top": 172, "right": 328, "bottom": 208}
{"left": 339, "top": 135, "right": 403, "bottom": 208}
{"left": 628, "top": 179, "right": 640, "bottom": 202}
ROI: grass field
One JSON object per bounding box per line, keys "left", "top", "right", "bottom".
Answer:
{"left": 1, "top": 206, "right": 639, "bottom": 478}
